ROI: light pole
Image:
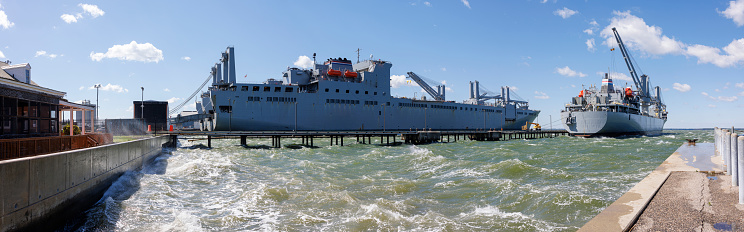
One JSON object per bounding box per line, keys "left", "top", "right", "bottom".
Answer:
{"left": 94, "top": 84, "right": 101, "bottom": 125}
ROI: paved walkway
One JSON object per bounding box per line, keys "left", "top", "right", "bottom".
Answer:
{"left": 580, "top": 143, "right": 735, "bottom": 232}
{"left": 631, "top": 172, "right": 743, "bottom": 231}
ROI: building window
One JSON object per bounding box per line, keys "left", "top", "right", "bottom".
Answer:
{"left": 264, "top": 86, "right": 270, "bottom": 92}
{"left": 253, "top": 86, "right": 260, "bottom": 91}
{"left": 355, "top": 90, "right": 359, "bottom": 94}
{"left": 365, "top": 91, "right": 369, "bottom": 94}
{"left": 336, "top": 89, "right": 339, "bottom": 93}
{"left": 285, "top": 87, "right": 293, "bottom": 92}
{"left": 274, "top": 87, "right": 281, "bottom": 92}
{"left": 325, "top": 88, "right": 329, "bottom": 92}
{"left": 374, "top": 92, "right": 377, "bottom": 95}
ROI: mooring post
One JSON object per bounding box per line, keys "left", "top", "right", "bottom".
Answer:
{"left": 725, "top": 130, "right": 731, "bottom": 173}
{"left": 738, "top": 136, "right": 744, "bottom": 204}
{"left": 341, "top": 135, "right": 344, "bottom": 146}
{"left": 734, "top": 133, "right": 739, "bottom": 186}
{"left": 208, "top": 135, "right": 212, "bottom": 148}
{"left": 240, "top": 135, "right": 247, "bottom": 146}
{"left": 310, "top": 136, "right": 314, "bottom": 147}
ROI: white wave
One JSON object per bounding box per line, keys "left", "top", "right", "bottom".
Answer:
{"left": 158, "top": 211, "right": 206, "bottom": 232}
{"left": 465, "top": 205, "right": 531, "bottom": 220}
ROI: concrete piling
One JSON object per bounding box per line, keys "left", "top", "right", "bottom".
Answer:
{"left": 739, "top": 136, "right": 744, "bottom": 204}
{"left": 733, "top": 133, "right": 739, "bottom": 186}
{"left": 725, "top": 131, "right": 731, "bottom": 174}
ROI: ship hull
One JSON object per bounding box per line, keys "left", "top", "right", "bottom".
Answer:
{"left": 205, "top": 92, "right": 538, "bottom": 131}
{"left": 560, "top": 111, "right": 665, "bottom": 137}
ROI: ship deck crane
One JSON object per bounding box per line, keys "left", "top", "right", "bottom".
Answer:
{"left": 407, "top": 72, "right": 445, "bottom": 101}
{"left": 612, "top": 27, "right": 649, "bottom": 98}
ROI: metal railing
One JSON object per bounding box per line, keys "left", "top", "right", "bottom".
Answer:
{"left": 0, "top": 133, "right": 113, "bottom": 161}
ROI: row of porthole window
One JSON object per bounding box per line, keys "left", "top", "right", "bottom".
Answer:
{"left": 326, "top": 99, "right": 359, "bottom": 104}
{"left": 242, "top": 86, "right": 295, "bottom": 93}
{"left": 324, "top": 88, "right": 377, "bottom": 95}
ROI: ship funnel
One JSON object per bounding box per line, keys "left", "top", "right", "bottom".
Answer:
{"left": 441, "top": 85, "right": 445, "bottom": 101}
{"left": 502, "top": 86, "right": 510, "bottom": 102}
{"left": 601, "top": 73, "right": 614, "bottom": 93}
{"left": 215, "top": 63, "right": 222, "bottom": 84}
{"left": 221, "top": 52, "right": 229, "bottom": 83}
{"left": 227, "top": 46, "right": 236, "bottom": 84}
{"left": 469, "top": 81, "right": 474, "bottom": 99}
{"left": 474, "top": 81, "right": 480, "bottom": 101}
{"left": 211, "top": 66, "right": 218, "bottom": 85}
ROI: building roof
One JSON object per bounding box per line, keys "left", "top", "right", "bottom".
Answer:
{"left": 0, "top": 62, "right": 64, "bottom": 97}
{"left": 0, "top": 62, "right": 40, "bottom": 87}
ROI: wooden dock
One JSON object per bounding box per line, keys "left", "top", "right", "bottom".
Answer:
{"left": 165, "top": 129, "right": 569, "bottom": 148}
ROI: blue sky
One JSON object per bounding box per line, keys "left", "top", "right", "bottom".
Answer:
{"left": 1, "top": 0, "right": 743, "bottom": 128}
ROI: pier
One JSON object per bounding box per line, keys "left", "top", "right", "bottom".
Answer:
{"left": 167, "top": 129, "right": 569, "bottom": 148}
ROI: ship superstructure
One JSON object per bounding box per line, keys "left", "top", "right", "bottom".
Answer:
{"left": 194, "top": 47, "right": 539, "bottom": 131}
{"left": 561, "top": 28, "right": 668, "bottom": 136}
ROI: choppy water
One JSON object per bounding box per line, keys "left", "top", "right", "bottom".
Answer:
{"left": 65, "top": 130, "right": 712, "bottom": 231}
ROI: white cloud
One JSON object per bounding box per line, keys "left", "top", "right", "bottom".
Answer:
{"left": 126, "top": 105, "right": 133, "bottom": 112}
{"left": 60, "top": 14, "right": 80, "bottom": 24}
{"left": 583, "top": 29, "right": 593, "bottom": 35}
{"left": 167, "top": 97, "right": 181, "bottom": 104}
{"left": 554, "top": 7, "right": 577, "bottom": 19}
{"left": 293, "top": 55, "right": 313, "bottom": 69}
{"left": 89, "top": 83, "right": 128, "bottom": 93}
{"left": 600, "top": 11, "right": 685, "bottom": 56}
{"left": 599, "top": 11, "right": 744, "bottom": 68}
{"left": 0, "top": 5, "right": 13, "bottom": 29}
{"left": 424, "top": 1, "right": 432, "bottom": 7}
{"left": 509, "top": 86, "right": 519, "bottom": 91}
{"left": 702, "top": 91, "right": 738, "bottom": 102}
{"left": 739, "top": 91, "right": 744, "bottom": 96}
{"left": 708, "top": 104, "right": 717, "bottom": 108}
{"left": 390, "top": 74, "right": 417, "bottom": 88}
{"left": 79, "top": 86, "right": 85, "bottom": 90}
{"left": 555, "top": 66, "right": 586, "bottom": 77}
{"left": 540, "top": 0, "right": 548, "bottom": 3}
{"left": 181, "top": 56, "right": 191, "bottom": 61}
{"left": 590, "top": 20, "right": 599, "bottom": 26}
{"left": 441, "top": 67, "right": 447, "bottom": 71}
{"left": 586, "top": 39, "right": 596, "bottom": 52}
{"left": 672, "top": 83, "right": 691, "bottom": 92}
{"left": 686, "top": 39, "right": 744, "bottom": 68}
{"left": 35, "top": 50, "right": 59, "bottom": 59}
{"left": 601, "top": 71, "right": 632, "bottom": 81}
{"left": 461, "top": 0, "right": 471, "bottom": 9}
{"left": 719, "top": 96, "right": 738, "bottom": 102}
{"left": 79, "top": 4, "right": 104, "bottom": 18}
{"left": 736, "top": 82, "right": 744, "bottom": 88}
{"left": 90, "top": 41, "right": 164, "bottom": 63}
{"left": 164, "top": 88, "right": 171, "bottom": 92}
{"left": 534, "top": 91, "right": 550, "bottom": 99}
{"left": 720, "top": 0, "right": 744, "bottom": 26}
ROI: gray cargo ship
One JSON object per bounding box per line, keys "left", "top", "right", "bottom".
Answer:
{"left": 195, "top": 47, "right": 538, "bottom": 131}
{"left": 561, "top": 28, "right": 667, "bottom": 137}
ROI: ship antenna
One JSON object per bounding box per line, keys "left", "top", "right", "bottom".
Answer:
{"left": 313, "top": 53, "right": 316, "bottom": 64}
{"left": 355, "top": 48, "right": 361, "bottom": 63}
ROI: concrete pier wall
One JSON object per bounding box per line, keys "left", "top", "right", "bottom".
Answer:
{"left": 0, "top": 135, "right": 170, "bottom": 232}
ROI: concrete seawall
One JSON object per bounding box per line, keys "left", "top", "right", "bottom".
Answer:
{"left": 0, "top": 135, "right": 171, "bottom": 231}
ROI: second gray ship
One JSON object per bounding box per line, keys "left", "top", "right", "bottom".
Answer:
{"left": 561, "top": 28, "right": 668, "bottom": 137}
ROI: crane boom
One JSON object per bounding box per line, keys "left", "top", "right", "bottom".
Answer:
{"left": 612, "top": 27, "right": 646, "bottom": 96}
{"left": 407, "top": 72, "right": 445, "bottom": 101}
